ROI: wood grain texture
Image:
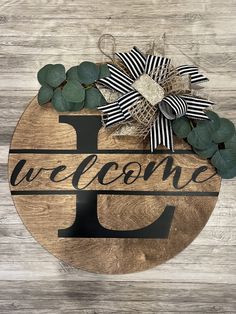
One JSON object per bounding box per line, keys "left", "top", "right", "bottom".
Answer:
{"left": 0, "top": 0, "right": 236, "bottom": 311}
{"left": 8, "top": 98, "right": 221, "bottom": 274}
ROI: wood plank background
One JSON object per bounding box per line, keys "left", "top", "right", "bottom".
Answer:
{"left": 0, "top": 0, "right": 236, "bottom": 312}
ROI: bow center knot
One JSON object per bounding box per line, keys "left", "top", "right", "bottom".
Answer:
{"left": 132, "top": 74, "right": 165, "bottom": 106}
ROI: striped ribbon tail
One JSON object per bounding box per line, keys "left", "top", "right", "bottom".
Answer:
{"left": 150, "top": 113, "right": 174, "bottom": 152}
{"left": 145, "top": 55, "right": 171, "bottom": 83}
{"left": 176, "top": 65, "right": 209, "bottom": 84}
{"left": 98, "top": 63, "right": 134, "bottom": 94}
{"left": 116, "top": 46, "right": 146, "bottom": 80}
{"left": 180, "top": 95, "right": 214, "bottom": 120}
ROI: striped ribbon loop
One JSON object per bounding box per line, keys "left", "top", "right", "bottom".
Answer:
{"left": 159, "top": 95, "right": 187, "bottom": 120}
{"left": 180, "top": 95, "right": 213, "bottom": 120}
{"left": 118, "top": 91, "right": 143, "bottom": 120}
{"left": 98, "top": 64, "right": 134, "bottom": 94}
{"left": 116, "top": 46, "right": 146, "bottom": 80}
{"left": 150, "top": 94, "right": 213, "bottom": 150}
{"left": 97, "top": 91, "right": 142, "bottom": 127}
{"left": 175, "top": 65, "right": 209, "bottom": 84}
{"left": 145, "top": 55, "right": 171, "bottom": 83}
{"left": 97, "top": 101, "right": 125, "bottom": 127}
{"left": 150, "top": 113, "right": 174, "bottom": 152}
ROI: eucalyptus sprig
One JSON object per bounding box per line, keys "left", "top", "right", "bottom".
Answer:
{"left": 172, "top": 111, "right": 236, "bottom": 179}
{"left": 37, "top": 62, "right": 110, "bottom": 111}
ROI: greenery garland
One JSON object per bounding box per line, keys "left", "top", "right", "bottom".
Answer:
{"left": 37, "top": 62, "right": 110, "bottom": 111}
{"left": 173, "top": 111, "right": 236, "bottom": 178}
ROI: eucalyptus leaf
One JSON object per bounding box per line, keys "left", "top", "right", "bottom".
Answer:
{"left": 62, "top": 80, "right": 85, "bottom": 103}
{"left": 193, "top": 143, "right": 218, "bottom": 159}
{"left": 38, "top": 85, "right": 53, "bottom": 105}
{"left": 51, "top": 88, "right": 71, "bottom": 112}
{"left": 98, "top": 64, "right": 111, "bottom": 79}
{"left": 66, "top": 66, "right": 80, "bottom": 81}
{"left": 217, "top": 165, "right": 236, "bottom": 179}
{"left": 187, "top": 125, "right": 212, "bottom": 150}
{"left": 211, "top": 149, "right": 236, "bottom": 171}
{"left": 212, "top": 118, "right": 235, "bottom": 143}
{"left": 197, "top": 110, "right": 220, "bottom": 132}
{"left": 77, "top": 61, "right": 99, "bottom": 84}
{"left": 45, "top": 64, "right": 66, "bottom": 88}
{"left": 37, "top": 64, "right": 53, "bottom": 86}
{"left": 224, "top": 132, "right": 236, "bottom": 151}
{"left": 69, "top": 101, "right": 84, "bottom": 111}
{"left": 172, "top": 117, "right": 192, "bottom": 139}
{"left": 84, "top": 87, "right": 107, "bottom": 109}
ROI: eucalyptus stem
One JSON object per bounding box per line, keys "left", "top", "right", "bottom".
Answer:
{"left": 190, "top": 120, "right": 194, "bottom": 129}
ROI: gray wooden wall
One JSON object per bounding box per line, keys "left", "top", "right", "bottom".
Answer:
{"left": 0, "top": 0, "right": 236, "bottom": 313}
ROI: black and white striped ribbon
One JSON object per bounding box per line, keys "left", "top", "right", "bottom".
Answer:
{"left": 98, "top": 91, "right": 142, "bottom": 127}
{"left": 116, "top": 46, "right": 146, "bottom": 79}
{"left": 99, "top": 63, "right": 134, "bottom": 94}
{"left": 175, "top": 65, "right": 208, "bottom": 84}
{"left": 118, "top": 91, "right": 143, "bottom": 120}
{"left": 181, "top": 95, "right": 214, "bottom": 120}
{"left": 145, "top": 55, "right": 171, "bottom": 82}
{"left": 159, "top": 95, "right": 188, "bottom": 120}
{"left": 98, "top": 101, "right": 125, "bottom": 127}
{"left": 150, "top": 113, "right": 174, "bottom": 151}
{"left": 150, "top": 95, "right": 213, "bottom": 151}
{"left": 150, "top": 95, "right": 187, "bottom": 151}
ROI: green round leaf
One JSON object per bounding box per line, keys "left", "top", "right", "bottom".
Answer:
{"left": 98, "top": 64, "right": 111, "bottom": 79}
{"left": 45, "top": 64, "right": 66, "bottom": 88}
{"left": 197, "top": 110, "right": 220, "bottom": 132}
{"left": 77, "top": 61, "right": 99, "bottom": 85}
{"left": 37, "top": 85, "right": 53, "bottom": 105}
{"left": 217, "top": 165, "right": 236, "bottom": 179}
{"left": 62, "top": 80, "right": 85, "bottom": 103}
{"left": 211, "top": 149, "right": 236, "bottom": 171}
{"left": 66, "top": 66, "right": 80, "bottom": 81}
{"left": 187, "top": 125, "right": 212, "bottom": 150}
{"left": 68, "top": 101, "right": 84, "bottom": 111}
{"left": 51, "top": 88, "right": 71, "bottom": 112}
{"left": 212, "top": 118, "right": 235, "bottom": 143}
{"left": 224, "top": 132, "right": 236, "bottom": 151}
{"left": 37, "top": 64, "right": 53, "bottom": 86}
{"left": 172, "top": 117, "right": 192, "bottom": 139}
{"left": 193, "top": 143, "right": 218, "bottom": 159}
{"left": 84, "top": 87, "right": 107, "bottom": 109}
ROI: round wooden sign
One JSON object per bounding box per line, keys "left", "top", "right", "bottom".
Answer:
{"left": 8, "top": 97, "right": 221, "bottom": 274}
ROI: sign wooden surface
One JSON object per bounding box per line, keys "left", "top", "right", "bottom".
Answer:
{"left": 8, "top": 97, "right": 221, "bottom": 274}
